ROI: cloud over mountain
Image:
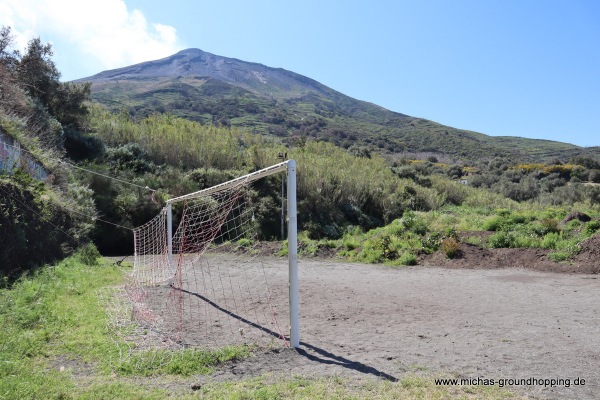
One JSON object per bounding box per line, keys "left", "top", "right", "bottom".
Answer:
{"left": 0, "top": 0, "right": 184, "bottom": 72}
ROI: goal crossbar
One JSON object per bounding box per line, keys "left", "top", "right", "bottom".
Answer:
{"left": 166, "top": 161, "right": 289, "bottom": 205}
{"left": 165, "top": 160, "right": 299, "bottom": 348}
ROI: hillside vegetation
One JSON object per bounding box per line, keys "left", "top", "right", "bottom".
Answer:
{"left": 2, "top": 27, "right": 600, "bottom": 270}
{"left": 81, "top": 106, "right": 600, "bottom": 260}
{"left": 82, "top": 48, "right": 600, "bottom": 164}
{"left": 0, "top": 27, "right": 96, "bottom": 275}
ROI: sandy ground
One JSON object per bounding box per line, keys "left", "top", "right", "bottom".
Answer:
{"left": 116, "top": 251, "right": 599, "bottom": 399}
{"left": 168, "top": 256, "right": 599, "bottom": 400}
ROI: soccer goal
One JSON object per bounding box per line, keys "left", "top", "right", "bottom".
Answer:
{"left": 128, "top": 160, "right": 299, "bottom": 349}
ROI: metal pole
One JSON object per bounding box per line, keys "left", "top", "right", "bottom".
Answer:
{"left": 281, "top": 174, "right": 285, "bottom": 240}
{"left": 286, "top": 159, "right": 299, "bottom": 348}
{"left": 166, "top": 203, "right": 173, "bottom": 275}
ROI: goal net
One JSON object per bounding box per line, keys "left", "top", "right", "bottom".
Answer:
{"left": 126, "top": 161, "right": 299, "bottom": 351}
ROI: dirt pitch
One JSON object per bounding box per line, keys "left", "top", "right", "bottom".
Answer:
{"left": 117, "top": 236, "right": 600, "bottom": 400}
{"left": 158, "top": 252, "right": 600, "bottom": 400}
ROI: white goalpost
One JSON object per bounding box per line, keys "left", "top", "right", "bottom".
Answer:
{"left": 130, "top": 160, "right": 299, "bottom": 349}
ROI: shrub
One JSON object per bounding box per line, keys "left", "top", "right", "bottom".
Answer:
{"left": 77, "top": 243, "right": 101, "bottom": 266}
{"left": 399, "top": 211, "right": 418, "bottom": 230}
{"left": 496, "top": 209, "right": 511, "bottom": 217}
{"left": 565, "top": 219, "right": 582, "bottom": 231}
{"left": 398, "top": 252, "right": 417, "bottom": 266}
{"left": 421, "top": 232, "right": 443, "bottom": 253}
{"left": 539, "top": 218, "right": 559, "bottom": 234}
{"left": 387, "top": 221, "right": 405, "bottom": 236}
{"left": 583, "top": 220, "right": 600, "bottom": 236}
{"left": 376, "top": 235, "right": 398, "bottom": 260}
{"left": 399, "top": 211, "right": 429, "bottom": 235}
{"left": 342, "top": 236, "right": 360, "bottom": 251}
{"left": 508, "top": 214, "right": 526, "bottom": 224}
{"left": 444, "top": 227, "right": 458, "bottom": 239}
{"left": 236, "top": 238, "right": 253, "bottom": 248}
{"left": 441, "top": 238, "right": 461, "bottom": 259}
{"left": 482, "top": 216, "right": 505, "bottom": 231}
{"left": 541, "top": 232, "right": 560, "bottom": 249}
{"left": 488, "top": 232, "right": 516, "bottom": 248}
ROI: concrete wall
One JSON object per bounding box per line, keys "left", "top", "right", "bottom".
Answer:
{"left": 0, "top": 129, "right": 49, "bottom": 182}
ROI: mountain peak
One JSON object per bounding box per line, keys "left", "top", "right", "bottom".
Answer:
{"left": 80, "top": 47, "right": 335, "bottom": 99}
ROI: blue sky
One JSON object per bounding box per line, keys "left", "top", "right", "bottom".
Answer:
{"left": 1, "top": 0, "right": 599, "bottom": 147}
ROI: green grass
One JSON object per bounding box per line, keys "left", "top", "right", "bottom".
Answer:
{"left": 115, "top": 346, "right": 250, "bottom": 377}
{"left": 195, "top": 374, "right": 530, "bottom": 400}
{"left": 0, "top": 250, "right": 122, "bottom": 399}
{"left": 0, "top": 249, "right": 252, "bottom": 399}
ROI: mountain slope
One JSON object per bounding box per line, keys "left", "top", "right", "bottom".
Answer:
{"left": 79, "top": 48, "right": 599, "bottom": 163}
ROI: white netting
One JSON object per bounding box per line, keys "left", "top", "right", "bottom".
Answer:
{"left": 127, "top": 179, "right": 289, "bottom": 350}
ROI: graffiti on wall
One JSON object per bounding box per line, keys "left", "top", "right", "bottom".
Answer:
{"left": 0, "top": 131, "right": 49, "bottom": 182}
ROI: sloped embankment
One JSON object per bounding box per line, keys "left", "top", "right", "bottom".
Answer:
{"left": 422, "top": 235, "right": 600, "bottom": 274}
{"left": 0, "top": 179, "right": 75, "bottom": 277}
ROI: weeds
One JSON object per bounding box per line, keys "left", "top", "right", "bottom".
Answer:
{"left": 441, "top": 238, "right": 461, "bottom": 259}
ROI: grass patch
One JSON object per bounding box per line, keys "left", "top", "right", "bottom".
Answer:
{"left": 0, "top": 252, "right": 123, "bottom": 398}
{"left": 197, "top": 374, "right": 530, "bottom": 399}
{"left": 548, "top": 251, "right": 572, "bottom": 262}
{"left": 115, "top": 346, "right": 250, "bottom": 377}
{"left": 0, "top": 252, "right": 252, "bottom": 399}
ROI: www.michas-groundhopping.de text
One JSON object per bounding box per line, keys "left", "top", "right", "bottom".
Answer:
{"left": 435, "top": 376, "right": 585, "bottom": 388}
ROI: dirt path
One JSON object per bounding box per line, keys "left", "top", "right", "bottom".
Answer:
{"left": 181, "top": 257, "right": 599, "bottom": 400}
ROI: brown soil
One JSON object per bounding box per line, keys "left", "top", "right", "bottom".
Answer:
{"left": 177, "top": 256, "right": 600, "bottom": 400}
{"left": 108, "top": 236, "right": 600, "bottom": 399}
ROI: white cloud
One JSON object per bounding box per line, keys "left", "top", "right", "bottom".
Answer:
{"left": 0, "top": 0, "right": 183, "bottom": 70}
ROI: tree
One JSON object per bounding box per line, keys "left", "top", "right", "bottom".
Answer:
{"left": 2, "top": 30, "right": 92, "bottom": 149}
{"left": 0, "top": 26, "right": 20, "bottom": 71}
{"left": 589, "top": 169, "right": 600, "bottom": 184}
{"left": 17, "top": 37, "right": 61, "bottom": 111}
{"left": 570, "top": 156, "right": 600, "bottom": 170}
{"left": 52, "top": 81, "right": 92, "bottom": 131}
{"left": 446, "top": 165, "right": 463, "bottom": 180}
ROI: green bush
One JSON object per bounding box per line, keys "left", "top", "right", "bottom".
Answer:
{"left": 538, "top": 218, "right": 559, "bottom": 235}
{"left": 495, "top": 209, "right": 511, "bottom": 217}
{"left": 583, "top": 220, "right": 600, "bottom": 236}
{"left": 565, "top": 219, "right": 582, "bottom": 231}
{"left": 400, "top": 212, "right": 428, "bottom": 235}
{"left": 236, "top": 238, "right": 253, "bottom": 248}
{"left": 508, "top": 214, "right": 526, "bottom": 224}
{"left": 76, "top": 243, "right": 101, "bottom": 266}
{"left": 387, "top": 220, "right": 405, "bottom": 236}
{"left": 421, "top": 232, "right": 443, "bottom": 253}
{"left": 488, "top": 232, "right": 516, "bottom": 248}
{"left": 376, "top": 235, "right": 398, "bottom": 260}
{"left": 541, "top": 232, "right": 560, "bottom": 249}
{"left": 398, "top": 252, "right": 417, "bottom": 266}
{"left": 342, "top": 237, "right": 359, "bottom": 251}
{"left": 482, "top": 216, "right": 505, "bottom": 231}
